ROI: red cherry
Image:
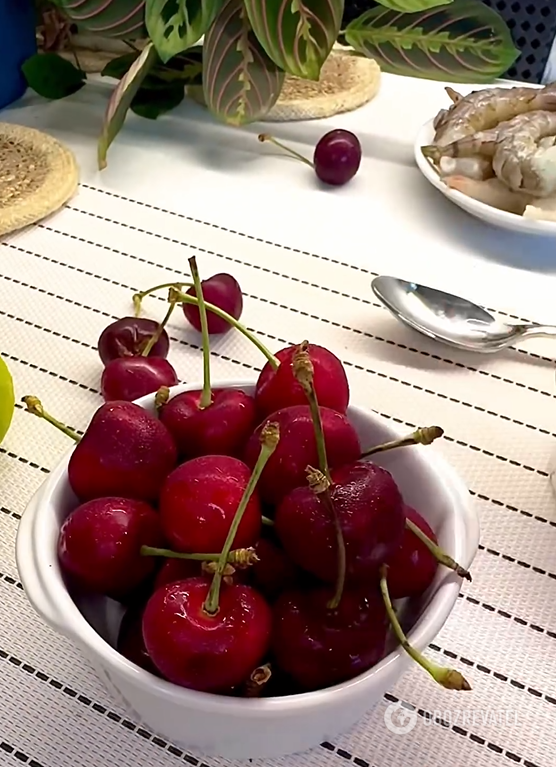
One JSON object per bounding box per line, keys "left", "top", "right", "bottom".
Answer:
{"left": 57, "top": 497, "right": 164, "bottom": 599}
{"left": 159, "top": 388, "right": 256, "bottom": 459}
{"left": 250, "top": 537, "right": 300, "bottom": 601}
{"left": 243, "top": 404, "right": 361, "bottom": 505}
{"left": 255, "top": 343, "right": 349, "bottom": 419}
{"left": 386, "top": 505, "right": 438, "bottom": 599}
{"left": 153, "top": 558, "right": 200, "bottom": 590}
{"left": 159, "top": 455, "right": 261, "bottom": 553}
{"left": 142, "top": 577, "right": 272, "bottom": 691}
{"left": 97, "top": 317, "right": 169, "bottom": 366}
{"left": 313, "top": 129, "right": 362, "bottom": 186}
{"left": 272, "top": 585, "right": 388, "bottom": 690}
{"left": 101, "top": 356, "right": 178, "bottom": 402}
{"left": 68, "top": 401, "right": 178, "bottom": 503}
{"left": 275, "top": 460, "right": 406, "bottom": 584}
{"left": 183, "top": 273, "right": 243, "bottom": 335}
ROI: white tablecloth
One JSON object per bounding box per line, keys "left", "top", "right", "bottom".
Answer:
{"left": 1, "top": 71, "right": 556, "bottom": 767}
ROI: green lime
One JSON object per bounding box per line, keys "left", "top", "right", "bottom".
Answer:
{"left": 0, "top": 355, "right": 15, "bottom": 444}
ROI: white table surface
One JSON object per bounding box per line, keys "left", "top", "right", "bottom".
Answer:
{"left": 1, "top": 70, "right": 556, "bottom": 767}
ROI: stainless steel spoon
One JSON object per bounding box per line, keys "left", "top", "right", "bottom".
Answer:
{"left": 371, "top": 276, "right": 556, "bottom": 353}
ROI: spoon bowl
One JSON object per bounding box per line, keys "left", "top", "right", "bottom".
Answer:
{"left": 371, "top": 276, "right": 556, "bottom": 354}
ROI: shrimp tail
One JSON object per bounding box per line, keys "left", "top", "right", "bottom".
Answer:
{"left": 421, "top": 144, "right": 441, "bottom": 161}
{"left": 445, "top": 87, "right": 463, "bottom": 104}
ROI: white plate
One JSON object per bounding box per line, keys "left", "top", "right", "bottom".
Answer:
{"left": 414, "top": 118, "right": 556, "bottom": 236}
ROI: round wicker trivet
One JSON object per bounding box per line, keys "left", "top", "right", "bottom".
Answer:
{"left": 0, "top": 123, "right": 79, "bottom": 237}
{"left": 265, "top": 49, "right": 381, "bottom": 122}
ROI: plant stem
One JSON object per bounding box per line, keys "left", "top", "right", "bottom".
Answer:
{"left": 140, "top": 545, "right": 258, "bottom": 567}
{"left": 379, "top": 564, "right": 471, "bottom": 691}
{"left": 307, "top": 467, "right": 346, "bottom": 611}
{"left": 262, "top": 515, "right": 274, "bottom": 527}
{"left": 258, "top": 134, "right": 314, "bottom": 168}
{"left": 132, "top": 281, "right": 188, "bottom": 316}
{"left": 406, "top": 519, "right": 471, "bottom": 581}
{"left": 141, "top": 298, "right": 177, "bottom": 357}
{"left": 361, "top": 426, "right": 444, "bottom": 459}
{"left": 188, "top": 256, "right": 212, "bottom": 409}
{"left": 292, "top": 341, "right": 329, "bottom": 480}
{"left": 203, "top": 422, "right": 280, "bottom": 615}
{"left": 172, "top": 288, "right": 279, "bottom": 369}
{"left": 21, "top": 396, "right": 81, "bottom": 442}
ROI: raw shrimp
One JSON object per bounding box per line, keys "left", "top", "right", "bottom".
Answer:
{"left": 492, "top": 111, "right": 556, "bottom": 196}
{"left": 438, "top": 156, "right": 494, "bottom": 181}
{"left": 432, "top": 83, "right": 556, "bottom": 147}
{"left": 444, "top": 176, "right": 532, "bottom": 215}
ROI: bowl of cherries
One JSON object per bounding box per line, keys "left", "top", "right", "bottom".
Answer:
{"left": 16, "top": 257, "right": 479, "bottom": 760}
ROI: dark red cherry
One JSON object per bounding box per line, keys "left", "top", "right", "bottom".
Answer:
{"left": 386, "top": 505, "right": 438, "bottom": 599}
{"left": 97, "top": 317, "right": 169, "bottom": 365}
{"left": 183, "top": 273, "right": 243, "bottom": 335}
{"left": 313, "top": 129, "right": 362, "bottom": 186}
{"left": 101, "top": 356, "right": 178, "bottom": 402}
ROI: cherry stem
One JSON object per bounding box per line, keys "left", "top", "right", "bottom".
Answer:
{"left": 379, "top": 564, "right": 471, "bottom": 691}
{"left": 132, "top": 281, "right": 189, "bottom": 316}
{"left": 140, "top": 545, "right": 258, "bottom": 567}
{"left": 141, "top": 298, "right": 177, "bottom": 357}
{"left": 258, "top": 134, "right": 313, "bottom": 169}
{"left": 291, "top": 340, "right": 346, "bottom": 610}
{"left": 21, "top": 396, "right": 81, "bottom": 442}
{"left": 188, "top": 256, "right": 212, "bottom": 409}
{"left": 203, "top": 422, "right": 280, "bottom": 615}
{"left": 292, "top": 341, "right": 329, "bottom": 480}
{"left": 405, "top": 518, "right": 471, "bottom": 581}
{"left": 262, "top": 515, "right": 274, "bottom": 527}
{"left": 306, "top": 467, "right": 347, "bottom": 611}
{"left": 361, "top": 426, "right": 444, "bottom": 459}
{"left": 243, "top": 663, "right": 272, "bottom": 697}
{"left": 172, "top": 288, "right": 279, "bottom": 370}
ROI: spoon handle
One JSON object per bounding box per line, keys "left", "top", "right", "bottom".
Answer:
{"left": 518, "top": 324, "right": 556, "bottom": 340}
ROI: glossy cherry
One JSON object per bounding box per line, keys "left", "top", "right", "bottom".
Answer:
{"left": 153, "top": 558, "right": 200, "bottom": 590}
{"left": 243, "top": 404, "right": 361, "bottom": 505}
{"left": 255, "top": 342, "right": 349, "bottom": 419}
{"left": 183, "top": 273, "right": 243, "bottom": 335}
{"left": 271, "top": 585, "right": 388, "bottom": 690}
{"left": 142, "top": 577, "right": 272, "bottom": 692}
{"left": 275, "top": 460, "right": 406, "bottom": 584}
{"left": 68, "top": 401, "right": 178, "bottom": 503}
{"left": 97, "top": 317, "right": 169, "bottom": 366}
{"left": 101, "top": 356, "right": 178, "bottom": 402}
{"left": 313, "top": 129, "right": 362, "bottom": 186}
{"left": 159, "top": 455, "right": 261, "bottom": 553}
{"left": 250, "top": 537, "right": 300, "bottom": 601}
{"left": 57, "top": 497, "right": 164, "bottom": 598}
{"left": 159, "top": 388, "right": 256, "bottom": 459}
{"left": 386, "top": 505, "right": 438, "bottom": 599}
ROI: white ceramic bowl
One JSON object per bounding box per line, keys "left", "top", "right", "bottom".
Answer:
{"left": 415, "top": 118, "right": 556, "bottom": 236}
{"left": 16, "top": 380, "right": 479, "bottom": 760}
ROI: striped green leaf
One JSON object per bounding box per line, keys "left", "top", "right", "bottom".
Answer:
{"left": 145, "top": 0, "right": 225, "bottom": 63}
{"left": 98, "top": 42, "right": 159, "bottom": 169}
{"left": 243, "top": 0, "right": 344, "bottom": 80}
{"left": 54, "top": 0, "right": 147, "bottom": 38}
{"left": 374, "top": 0, "right": 452, "bottom": 10}
{"left": 202, "top": 0, "right": 285, "bottom": 125}
{"left": 345, "top": 0, "right": 519, "bottom": 83}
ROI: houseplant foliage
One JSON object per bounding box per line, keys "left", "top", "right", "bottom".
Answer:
{"left": 26, "top": 0, "right": 519, "bottom": 168}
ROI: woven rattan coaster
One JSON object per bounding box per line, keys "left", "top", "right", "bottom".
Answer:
{"left": 265, "top": 49, "right": 381, "bottom": 122}
{"left": 0, "top": 123, "right": 79, "bottom": 237}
